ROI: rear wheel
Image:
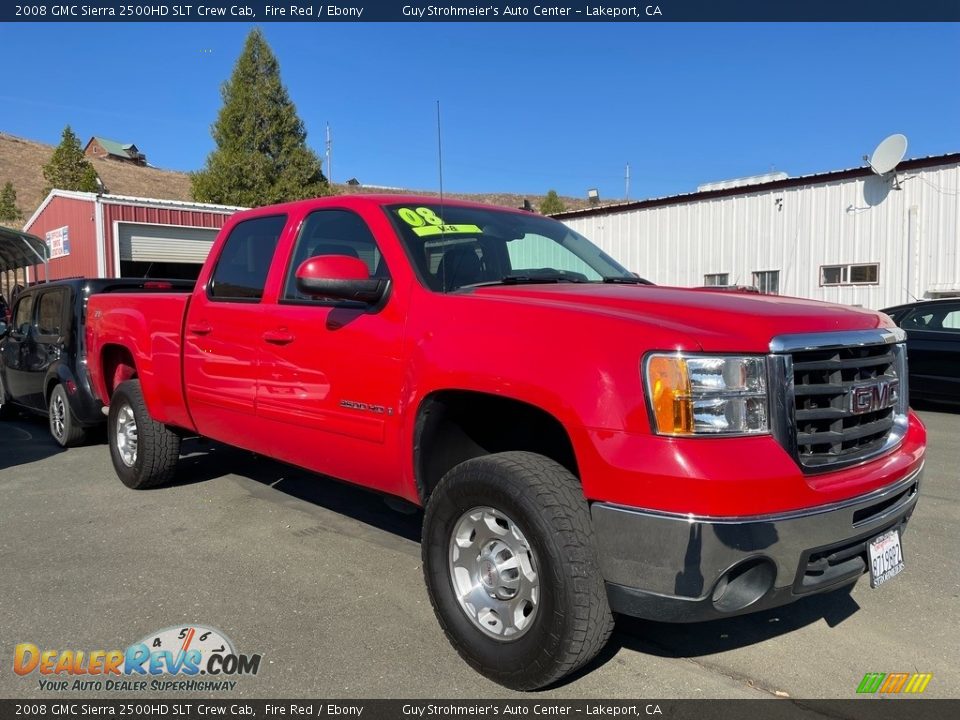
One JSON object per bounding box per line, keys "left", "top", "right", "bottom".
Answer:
{"left": 422, "top": 451, "right": 614, "bottom": 690}
{"left": 108, "top": 380, "right": 180, "bottom": 489}
{"left": 48, "top": 384, "right": 87, "bottom": 447}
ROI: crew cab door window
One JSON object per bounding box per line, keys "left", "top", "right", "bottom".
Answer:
{"left": 12, "top": 294, "right": 34, "bottom": 335}
{"left": 282, "top": 209, "right": 389, "bottom": 302}
{"left": 36, "top": 289, "right": 67, "bottom": 337}
{"left": 209, "top": 215, "right": 287, "bottom": 301}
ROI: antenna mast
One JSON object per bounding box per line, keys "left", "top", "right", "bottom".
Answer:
{"left": 625, "top": 162, "right": 630, "bottom": 200}
{"left": 436, "top": 101, "right": 444, "bottom": 208}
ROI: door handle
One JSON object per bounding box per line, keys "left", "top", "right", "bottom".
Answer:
{"left": 188, "top": 322, "right": 212, "bottom": 336}
{"left": 262, "top": 329, "right": 295, "bottom": 345}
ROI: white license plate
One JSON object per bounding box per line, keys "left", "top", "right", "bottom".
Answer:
{"left": 868, "top": 529, "right": 904, "bottom": 588}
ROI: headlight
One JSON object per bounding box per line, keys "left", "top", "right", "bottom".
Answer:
{"left": 644, "top": 354, "right": 768, "bottom": 436}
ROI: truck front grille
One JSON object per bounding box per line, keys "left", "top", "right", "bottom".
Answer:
{"left": 768, "top": 329, "right": 909, "bottom": 473}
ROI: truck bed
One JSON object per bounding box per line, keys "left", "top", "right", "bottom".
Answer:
{"left": 86, "top": 291, "right": 196, "bottom": 431}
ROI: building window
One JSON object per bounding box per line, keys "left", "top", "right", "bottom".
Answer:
{"left": 704, "top": 273, "right": 729, "bottom": 286}
{"left": 820, "top": 263, "right": 879, "bottom": 286}
{"left": 753, "top": 270, "right": 779, "bottom": 295}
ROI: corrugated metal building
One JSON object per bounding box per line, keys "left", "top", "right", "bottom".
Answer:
{"left": 22, "top": 190, "right": 244, "bottom": 282}
{"left": 555, "top": 154, "right": 960, "bottom": 310}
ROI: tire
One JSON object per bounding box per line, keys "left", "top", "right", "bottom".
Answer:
{"left": 107, "top": 379, "right": 181, "bottom": 489}
{"left": 422, "top": 451, "right": 614, "bottom": 690}
{"left": 48, "top": 384, "right": 87, "bottom": 447}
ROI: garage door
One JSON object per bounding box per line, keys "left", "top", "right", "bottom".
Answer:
{"left": 118, "top": 223, "right": 218, "bottom": 264}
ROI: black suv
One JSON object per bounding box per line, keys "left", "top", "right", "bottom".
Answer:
{"left": 0, "top": 278, "right": 193, "bottom": 446}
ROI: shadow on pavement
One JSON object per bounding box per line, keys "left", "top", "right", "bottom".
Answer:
{"left": 0, "top": 414, "right": 67, "bottom": 470}
{"left": 153, "top": 438, "right": 865, "bottom": 687}
{"left": 168, "top": 438, "right": 423, "bottom": 543}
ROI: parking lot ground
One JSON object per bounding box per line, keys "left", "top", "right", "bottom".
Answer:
{"left": 1, "top": 408, "right": 957, "bottom": 699}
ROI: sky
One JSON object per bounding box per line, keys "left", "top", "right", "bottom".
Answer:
{"left": 1, "top": 22, "right": 958, "bottom": 201}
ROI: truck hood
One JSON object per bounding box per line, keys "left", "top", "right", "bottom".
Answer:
{"left": 470, "top": 284, "right": 891, "bottom": 352}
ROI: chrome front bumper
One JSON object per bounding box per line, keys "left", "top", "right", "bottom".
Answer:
{"left": 592, "top": 464, "right": 922, "bottom": 622}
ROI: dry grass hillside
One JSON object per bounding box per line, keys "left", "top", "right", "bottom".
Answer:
{"left": 0, "top": 132, "right": 590, "bottom": 229}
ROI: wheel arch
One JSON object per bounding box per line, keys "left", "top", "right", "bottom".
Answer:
{"left": 100, "top": 344, "right": 139, "bottom": 399}
{"left": 413, "top": 390, "right": 580, "bottom": 504}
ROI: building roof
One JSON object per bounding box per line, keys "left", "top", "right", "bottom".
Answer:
{"left": 552, "top": 153, "right": 960, "bottom": 220}
{"left": 89, "top": 136, "right": 141, "bottom": 159}
{"left": 23, "top": 189, "right": 246, "bottom": 232}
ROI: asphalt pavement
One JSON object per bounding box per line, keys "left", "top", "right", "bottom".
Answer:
{"left": 1, "top": 406, "right": 957, "bottom": 700}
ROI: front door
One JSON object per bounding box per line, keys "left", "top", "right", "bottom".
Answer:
{"left": 1, "top": 292, "right": 38, "bottom": 406}
{"left": 255, "top": 208, "right": 407, "bottom": 495}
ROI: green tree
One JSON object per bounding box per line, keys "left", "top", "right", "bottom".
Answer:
{"left": 0, "top": 181, "right": 22, "bottom": 222}
{"left": 539, "top": 189, "right": 566, "bottom": 215}
{"left": 42, "top": 125, "right": 100, "bottom": 195}
{"left": 192, "top": 29, "right": 331, "bottom": 207}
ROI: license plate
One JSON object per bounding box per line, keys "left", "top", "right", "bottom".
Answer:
{"left": 868, "top": 529, "right": 904, "bottom": 588}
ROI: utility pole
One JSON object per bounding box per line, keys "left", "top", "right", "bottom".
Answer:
{"left": 325, "top": 122, "right": 332, "bottom": 183}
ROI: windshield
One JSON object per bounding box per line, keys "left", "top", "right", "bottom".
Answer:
{"left": 385, "top": 203, "right": 638, "bottom": 292}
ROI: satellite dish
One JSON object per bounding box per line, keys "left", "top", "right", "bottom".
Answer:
{"left": 869, "top": 134, "right": 908, "bottom": 175}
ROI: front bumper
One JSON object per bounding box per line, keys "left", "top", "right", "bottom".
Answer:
{"left": 592, "top": 464, "right": 922, "bottom": 622}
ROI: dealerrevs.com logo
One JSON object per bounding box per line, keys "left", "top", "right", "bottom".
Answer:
{"left": 14, "top": 625, "right": 262, "bottom": 692}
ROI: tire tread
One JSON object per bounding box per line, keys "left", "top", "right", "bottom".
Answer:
{"left": 423, "top": 451, "right": 614, "bottom": 690}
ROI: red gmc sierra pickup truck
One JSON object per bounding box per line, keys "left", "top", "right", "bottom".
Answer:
{"left": 86, "top": 195, "right": 925, "bottom": 689}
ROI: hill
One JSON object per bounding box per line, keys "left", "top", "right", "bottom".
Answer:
{"left": 0, "top": 132, "right": 590, "bottom": 228}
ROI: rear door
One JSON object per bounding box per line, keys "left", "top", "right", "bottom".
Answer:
{"left": 900, "top": 302, "right": 960, "bottom": 402}
{"left": 182, "top": 214, "right": 288, "bottom": 447}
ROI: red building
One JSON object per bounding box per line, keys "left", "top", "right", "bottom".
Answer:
{"left": 23, "top": 190, "right": 244, "bottom": 282}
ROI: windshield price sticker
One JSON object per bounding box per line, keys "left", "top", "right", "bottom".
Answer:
{"left": 395, "top": 206, "right": 482, "bottom": 237}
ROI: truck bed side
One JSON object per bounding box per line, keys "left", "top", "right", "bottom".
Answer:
{"left": 86, "top": 292, "right": 196, "bottom": 431}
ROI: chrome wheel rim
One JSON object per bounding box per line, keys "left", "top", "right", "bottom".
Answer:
{"left": 115, "top": 404, "right": 138, "bottom": 467}
{"left": 448, "top": 506, "right": 540, "bottom": 640}
{"left": 50, "top": 392, "right": 66, "bottom": 441}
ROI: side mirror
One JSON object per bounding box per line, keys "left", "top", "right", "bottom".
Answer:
{"left": 295, "top": 255, "right": 387, "bottom": 305}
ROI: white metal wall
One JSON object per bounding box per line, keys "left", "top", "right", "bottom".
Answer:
{"left": 562, "top": 161, "right": 960, "bottom": 311}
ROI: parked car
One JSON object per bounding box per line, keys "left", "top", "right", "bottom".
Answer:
{"left": 86, "top": 196, "right": 924, "bottom": 690}
{"left": 883, "top": 298, "right": 960, "bottom": 405}
{"left": 0, "top": 278, "right": 193, "bottom": 446}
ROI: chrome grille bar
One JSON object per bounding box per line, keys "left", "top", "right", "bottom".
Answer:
{"left": 768, "top": 328, "right": 909, "bottom": 473}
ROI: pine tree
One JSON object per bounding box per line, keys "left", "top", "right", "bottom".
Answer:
{"left": 539, "top": 189, "right": 566, "bottom": 215}
{"left": 0, "top": 181, "right": 22, "bottom": 222}
{"left": 192, "top": 29, "right": 331, "bottom": 207}
{"left": 42, "top": 126, "right": 100, "bottom": 195}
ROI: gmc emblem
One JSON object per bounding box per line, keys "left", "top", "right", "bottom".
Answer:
{"left": 850, "top": 379, "right": 900, "bottom": 415}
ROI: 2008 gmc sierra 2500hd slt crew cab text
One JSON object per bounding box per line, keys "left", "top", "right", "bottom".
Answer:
{"left": 85, "top": 195, "right": 925, "bottom": 689}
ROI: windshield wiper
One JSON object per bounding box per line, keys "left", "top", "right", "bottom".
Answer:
{"left": 602, "top": 275, "right": 653, "bottom": 285}
{"left": 462, "top": 271, "right": 590, "bottom": 289}
{"left": 500, "top": 273, "right": 589, "bottom": 285}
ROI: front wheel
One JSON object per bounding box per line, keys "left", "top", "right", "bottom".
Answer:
{"left": 108, "top": 380, "right": 181, "bottom": 489}
{"left": 48, "top": 384, "right": 87, "bottom": 447}
{"left": 422, "top": 451, "right": 614, "bottom": 690}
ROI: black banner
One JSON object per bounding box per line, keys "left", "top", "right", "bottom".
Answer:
{"left": 2, "top": 1, "right": 959, "bottom": 23}
{"left": 2, "top": 700, "right": 960, "bottom": 720}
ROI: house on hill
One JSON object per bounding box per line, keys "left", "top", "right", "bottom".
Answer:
{"left": 84, "top": 136, "right": 147, "bottom": 166}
